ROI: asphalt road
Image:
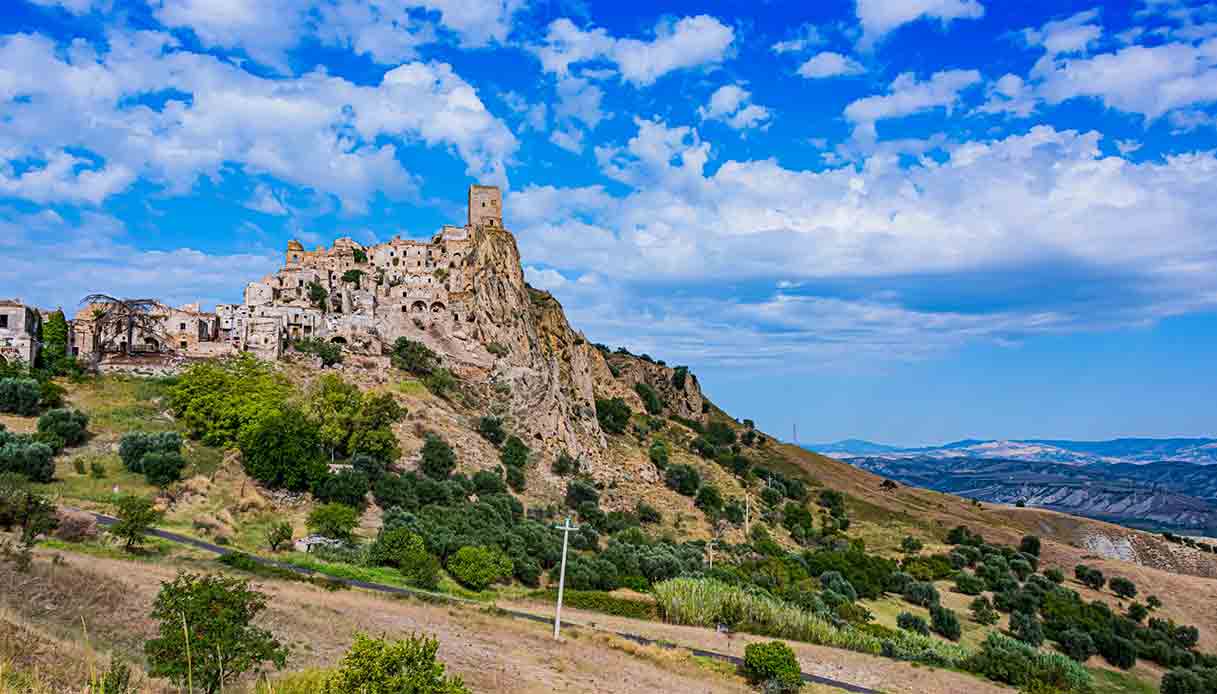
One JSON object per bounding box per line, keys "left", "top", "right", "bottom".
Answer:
{"left": 85, "top": 511, "right": 879, "bottom": 694}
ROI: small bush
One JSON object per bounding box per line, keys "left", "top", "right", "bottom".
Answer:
{"left": 1044, "top": 567, "right": 1064, "bottom": 584}
{"left": 322, "top": 632, "right": 469, "bottom": 694}
{"left": 636, "top": 501, "right": 662, "bottom": 524}
{"left": 1010, "top": 610, "right": 1044, "bottom": 647}
{"left": 634, "top": 382, "right": 662, "bottom": 415}
{"left": 1109, "top": 576, "right": 1137, "bottom": 599}
{"left": 504, "top": 465, "right": 526, "bottom": 492}
{"left": 648, "top": 440, "right": 669, "bottom": 469}
{"left": 0, "top": 378, "right": 40, "bottom": 415}
{"left": 954, "top": 571, "right": 985, "bottom": 595}
{"left": 111, "top": 494, "right": 159, "bottom": 550}
{"left": 897, "top": 612, "right": 930, "bottom": 636}
{"left": 966, "top": 632, "right": 1091, "bottom": 693}
{"left": 446, "top": 545, "right": 512, "bottom": 591}
{"left": 419, "top": 434, "right": 456, "bottom": 480}
{"left": 970, "top": 596, "right": 999, "bottom": 625}
{"left": 565, "top": 479, "right": 599, "bottom": 508}
{"left": 294, "top": 338, "right": 343, "bottom": 366}
{"left": 118, "top": 431, "right": 183, "bottom": 473}
{"left": 1057, "top": 628, "right": 1096, "bottom": 662}
{"left": 742, "top": 641, "right": 802, "bottom": 693}
{"left": 266, "top": 522, "right": 293, "bottom": 552}
{"left": 390, "top": 338, "right": 440, "bottom": 375}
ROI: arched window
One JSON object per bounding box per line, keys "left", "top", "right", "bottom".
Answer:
{"left": 431, "top": 302, "right": 446, "bottom": 314}
{"left": 411, "top": 301, "right": 427, "bottom": 313}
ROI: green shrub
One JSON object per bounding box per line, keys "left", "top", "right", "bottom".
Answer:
{"left": 322, "top": 632, "right": 468, "bottom": 694}
{"left": 504, "top": 465, "right": 526, "bottom": 492}
{"left": 595, "top": 397, "right": 631, "bottom": 434}
{"left": 1056, "top": 628, "right": 1096, "bottom": 662}
{"left": 238, "top": 408, "right": 327, "bottom": 491}
{"left": 971, "top": 596, "right": 999, "bottom": 625}
{"left": 118, "top": 431, "right": 183, "bottom": 472}
{"left": 312, "top": 469, "right": 370, "bottom": 508}
{"left": 965, "top": 632, "right": 1091, "bottom": 693}
{"left": 1011, "top": 610, "right": 1044, "bottom": 647}
{"left": 664, "top": 464, "right": 700, "bottom": 496}
{"left": 141, "top": 451, "right": 187, "bottom": 487}
{"left": 929, "top": 604, "right": 961, "bottom": 641}
{"left": 0, "top": 437, "right": 55, "bottom": 483}
{"left": 36, "top": 408, "right": 88, "bottom": 448}
{"left": 648, "top": 440, "right": 669, "bottom": 469}
{"left": 1161, "top": 667, "right": 1217, "bottom": 694}
{"left": 145, "top": 572, "right": 288, "bottom": 694}
{"left": 500, "top": 435, "right": 529, "bottom": 469}
{"left": 420, "top": 434, "right": 456, "bottom": 479}
{"left": 551, "top": 451, "right": 579, "bottom": 475}
{"left": 743, "top": 641, "right": 801, "bottom": 692}
{"left": 111, "top": 494, "right": 160, "bottom": 550}
{"left": 1019, "top": 535, "right": 1041, "bottom": 557}
{"left": 904, "top": 581, "right": 939, "bottom": 607}
{"left": 634, "top": 382, "right": 663, "bottom": 415}
{"left": 294, "top": 338, "right": 343, "bottom": 366}
{"left": 446, "top": 545, "right": 512, "bottom": 591}
{"left": 564, "top": 479, "right": 599, "bottom": 508}
{"left": 954, "top": 571, "right": 985, "bottom": 595}
{"left": 900, "top": 535, "right": 923, "bottom": 554}
{"left": 0, "top": 378, "right": 40, "bottom": 415}
{"left": 390, "top": 338, "right": 440, "bottom": 375}
{"left": 636, "top": 501, "right": 662, "bottom": 524}
{"left": 897, "top": 612, "right": 929, "bottom": 636}
{"left": 695, "top": 483, "right": 723, "bottom": 514}
{"left": 476, "top": 417, "right": 506, "bottom": 446}
{"left": 307, "top": 503, "right": 359, "bottom": 542}
{"left": 1075, "top": 564, "right": 1105, "bottom": 590}
{"left": 1044, "top": 567, "right": 1065, "bottom": 584}
{"left": 1109, "top": 576, "right": 1137, "bottom": 599}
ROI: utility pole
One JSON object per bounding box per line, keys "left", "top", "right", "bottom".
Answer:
{"left": 552, "top": 516, "right": 579, "bottom": 640}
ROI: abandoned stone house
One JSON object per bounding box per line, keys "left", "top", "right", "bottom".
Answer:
{"left": 0, "top": 299, "right": 42, "bottom": 365}
{"left": 74, "top": 184, "right": 504, "bottom": 365}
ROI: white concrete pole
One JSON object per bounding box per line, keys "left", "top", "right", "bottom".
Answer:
{"left": 553, "top": 516, "right": 578, "bottom": 640}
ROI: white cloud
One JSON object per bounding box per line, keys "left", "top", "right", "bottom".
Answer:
{"left": 533, "top": 15, "right": 735, "bottom": 86}
{"left": 1033, "top": 39, "right": 1217, "bottom": 120}
{"left": 771, "top": 23, "right": 824, "bottom": 54}
{"left": 979, "top": 73, "right": 1037, "bottom": 117}
{"left": 506, "top": 120, "right": 1217, "bottom": 366}
{"left": 844, "top": 69, "right": 981, "bottom": 142}
{"left": 698, "top": 85, "right": 772, "bottom": 131}
{"left": 245, "top": 183, "right": 289, "bottom": 216}
{"left": 0, "top": 150, "right": 134, "bottom": 205}
{"left": 855, "top": 0, "right": 985, "bottom": 49}
{"left": 796, "top": 52, "right": 865, "bottom": 79}
{"left": 0, "top": 31, "right": 517, "bottom": 212}
{"left": 1023, "top": 9, "right": 1102, "bottom": 56}
{"left": 501, "top": 91, "right": 547, "bottom": 132}
{"left": 26, "top": 0, "right": 110, "bottom": 12}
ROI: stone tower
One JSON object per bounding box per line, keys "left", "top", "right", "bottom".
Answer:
{"left": 468, "top": 185, "right": 502, "bottom": 228}
{"left": 285, "top": 239, "right": 305, "bottom": 268}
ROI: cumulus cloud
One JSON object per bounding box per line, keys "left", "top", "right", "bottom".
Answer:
{"left": 506, "top": 119, "right": 1217, "bottom": 366}
{"left": 532, "top": 15, "right": 734, "bottom": 86}
{"left": 0, "top": 31, "right": 517, "bottom": 212}
{"left": 855, "top": 0, "right": 985, "bottom": 49}
{"left": 844, "top": 69, "right": 981, "bottom": 143}
{"left": 1023, "top": 9, "right": 1102, "bottom": 56}
{"left": 979, "top": 73, "right": 1037, "bottom": 117}
{"left": 698, "top": 85, "right": 772, "bottom": 131}
{"left": 797, "top": 52, "right": 865, "bottom": 79}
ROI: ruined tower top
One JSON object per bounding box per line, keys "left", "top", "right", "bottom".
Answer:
{"left": 468, "top": 184, "right": 502, "bottom": 229}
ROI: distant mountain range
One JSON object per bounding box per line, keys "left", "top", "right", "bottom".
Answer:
{"left": 805, "top": 437, "right": 1217, "bottom": 536}
{"left": 805, "top": 437, "right": 1217, "bottom": 466}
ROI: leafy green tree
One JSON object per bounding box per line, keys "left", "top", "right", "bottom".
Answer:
{"left": 1075, "top": 564, "right": 1106, "bottom": 591}
{"left": 36, "top": 408, "right": 88, "bottom": 448}
{"left": 594, "top": 397, "right": 631, "bottom": 434}
{"left": 311, "top": 469, "right": 370, "bottom": 508}
{"left": 112, "top": 494, "right": 160, "bottom": 550}
{"left": 293, "top": 338, "right": 343, "bottom": 366}
{"left": 419, "top": 434, "right": 456, "bottom": 479}
{"left": 145, "top": 572, "right": 287, "bottom": 694}
{"left": 305, "top": 374, "right": 364, "bottom": 458}
{"left": 1147, "top": 595, "right": 1162, "bottom": 610}
{"left": 238, "top": 407, "right": 326, "bottom": 491}
{"left": 266, "top": 522, "right": 292, "bottom": 552}
{"left": 307, "top": 503, "right": 359, "bottom": 541}
{"left": 1058, "top": 628, "right": 1096, "bottom": 662}
{"left": 307, "top": 280, "right": 328, "bottom": 309}
{"left": 695, "top": 483, "right": 723, "bottom": 515}
{"left": 390, "top": 338, "right": 439, "bottom": 375}
{"left": 898, "top": 611, "right": 930, "bottom": 635}
{"left": 321, "top": 633, "right": 468, "bottom": 694}
{"left": 118, "top": 431, "right": 182, "bottom": 472}
{"left": 446, "top": 545, "right": 512, "bottom": 591}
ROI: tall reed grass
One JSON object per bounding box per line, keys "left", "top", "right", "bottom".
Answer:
{"left": 652, "top": 578, "right": 969, "bottom": 667}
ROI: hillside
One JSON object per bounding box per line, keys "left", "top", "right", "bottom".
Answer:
{"left": 4, "top": 206, "right": 1217, "bottom": 694}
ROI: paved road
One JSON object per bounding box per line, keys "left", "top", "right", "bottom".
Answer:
{"left": 86, "top": 511, "right": 879, "bottom": 694}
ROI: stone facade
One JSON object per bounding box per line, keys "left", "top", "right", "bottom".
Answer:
{"left": 71, "top": 302, "right": 228, "bottom": 361}
{"left": 0, "top": 300, "right": 42, "bottom": 365}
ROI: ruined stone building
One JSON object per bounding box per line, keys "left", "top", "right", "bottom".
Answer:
{"left": 71, "top": 302, "right": 228, "bottom": 361}
{"left": 215, "top": 185, "right": 497, "bottom": 360}
{"left": 0, "top": 300, "right": 42, "bottom": 365}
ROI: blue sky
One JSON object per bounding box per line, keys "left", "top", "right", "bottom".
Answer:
{"left": 2, "top": 0, "right": 1217, "bottom": 445}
